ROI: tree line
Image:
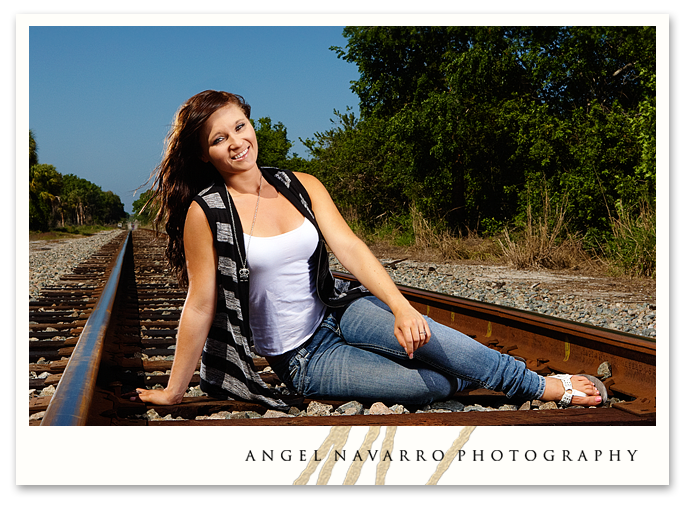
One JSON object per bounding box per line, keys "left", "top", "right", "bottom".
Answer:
{"left": 300, "top": 26, "right": 655, "bottom": 256}
{"left": 29, "top": 130, "right": 127, "bottom": 231}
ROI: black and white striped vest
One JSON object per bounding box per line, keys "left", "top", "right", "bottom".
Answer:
{"left": 193, "top": 167, "right": 368, "bottom": 410}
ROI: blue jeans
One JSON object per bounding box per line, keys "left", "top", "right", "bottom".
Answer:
{"left": 270, "top": 296, "right": 546, "bottom": 406}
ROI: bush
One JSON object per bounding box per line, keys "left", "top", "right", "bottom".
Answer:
{"left": 603, "top": 200, "right": 656, "bottom": 277}
{"left": 498, "top": 188, "right": 586, "bottom": 270}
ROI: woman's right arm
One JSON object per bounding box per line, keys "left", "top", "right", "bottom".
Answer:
{"left": 135, "top": 201, "right": 217, "bottom": 405}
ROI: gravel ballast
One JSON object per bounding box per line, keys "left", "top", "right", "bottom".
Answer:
{"left": 28, "top": 231, "right": 656, "bottom": 338}
{"left": 30, "top": 231, "right": 653, "bottom": 419}
{"left": 329, "top": 256, "right": 656, "bottom": 339}
{"left": 29, "top": 230, "right": 124, "bottom": 301}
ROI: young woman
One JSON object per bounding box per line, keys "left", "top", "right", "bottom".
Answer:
{"left": 135, "top": 90, "right": 607, "bottom": 411}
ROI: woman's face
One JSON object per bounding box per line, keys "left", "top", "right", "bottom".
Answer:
{"left": 199, "top": 104, "right": 258, "bottom": 176}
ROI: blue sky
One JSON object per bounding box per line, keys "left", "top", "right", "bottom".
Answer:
{"left": 29, "top": 26, "right": 361, "bottom": 213}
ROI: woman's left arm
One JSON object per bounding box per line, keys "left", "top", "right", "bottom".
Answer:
{"left": 296, "top": 172, "right": 430, "bottom": 358}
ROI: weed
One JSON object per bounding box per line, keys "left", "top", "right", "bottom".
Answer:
{"left": 498, "top": 188, "right": 586, "bottom": 270}
{"left": 603, "top": 200, "right": 656, "bottom": 278}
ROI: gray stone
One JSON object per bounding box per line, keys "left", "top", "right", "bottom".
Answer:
{"left": 145, "top": 408, "right": 162, "bottom": 420}
{"left": 463, "top": 405, "right": 491, "bottom": 412}
{"left": 431, "top": 400, "right": 465, "bottom": 412}
{"left": 306, "top": 401, "right": 333, "bottom": 416}
{"left": 369, "top": 402, "right": 393, "bottom": 415}
{"left": 209, "top": 411, "right": 232, "bottom": 419}
{"left": 335, "top": 400, "right": 364, "bottom": 415}
{"left": 29, "top": 411, "right": 46, "bottom": 421}
{"left": 38, "top": 385, "right": 56, "bottom": 397}
{"left": 184, "top": 385, "right": 205, "bottom": 397}
{"left": 538, "top": 401, "right": 558, "bottom": 410}
{"left": 228, "top": 411, "right": 262, "bottom": 419}
{"left": 263, "top": 410, "right": 293, "bottom": 418}
{"left": 329, "top": 255, "right": 656, "bottom": 339}
{"left": 597, "top": 361, "right": 612, "bottom": 380}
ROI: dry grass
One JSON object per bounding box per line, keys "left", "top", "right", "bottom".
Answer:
{"left": 355, "top": 205, "right": 504, "bottom": 264}
{"left": 410, "top": 206, "right": 503, "bottom": 262}
{"left": 603, "top": 200, "right": 656, "bottom": 278}
{"left": 497, "top": 190, "right": 588, "bottom": 270}
{"left": 349, "top": 196, "right": 652, "bottom": 280}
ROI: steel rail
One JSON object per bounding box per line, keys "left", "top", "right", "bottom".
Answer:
{"left": 334, "top": 271, "right": 656, "bottom": 417}
{"left": 32, "top": 229, "right": 654, "bottom": 426}
{"left": 40, "top": 231, "right": 131, "bottom": 426}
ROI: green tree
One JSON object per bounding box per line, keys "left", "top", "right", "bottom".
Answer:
{"left": 302, "top": 109, "right": 401, "bottom": 223}
{"left": 332, "top": 26, "right": 474, "bottom": 119}
{"left": 29, "top": 129, "right": 127, "bottom": 229}
{"left": 60, "top": 174, "right": 108, "bottom": 226}
{"left": 29, "top": 163, "right": 63, "bottom": 231}
{"left": 29, "top": 130, "right": 38, "bottom": 167}
{"left": 132, "top": 189, "right": 157, "bottom": 224}
{"left": 99, "top": 190, "right": 127, "bottom": 224}
{"left": 312, "top": 26, "right": 656, "bottom": 241}
{"left": 253, "top": 116, "right": 308, "bottom": 173}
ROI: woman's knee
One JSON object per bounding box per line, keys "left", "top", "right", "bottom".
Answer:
{"left": 400, "top": 370, "right": 459, "bottom": 405}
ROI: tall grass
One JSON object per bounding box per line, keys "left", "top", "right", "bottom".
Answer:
{"left": 343, "top": 195, "right": 655, "bottom": 280}
{"left": 604, "top": 200, "right": 656, "bottom": 278}
{"left": 498, "top": 189, "right": 586, "bottom": 270}
{"left": 409, "top": 205, "right": 502, "bottom": 261}
{"left": 345, "top": 204, "right": 503, "bottom": 262}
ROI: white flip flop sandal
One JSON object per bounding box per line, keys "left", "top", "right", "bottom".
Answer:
{"left": 553, "top": 374, "right": 608, "bottom": 407}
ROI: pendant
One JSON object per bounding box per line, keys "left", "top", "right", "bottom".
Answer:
{"left": 238, "top": 268, "right": 250, "bottom": 282}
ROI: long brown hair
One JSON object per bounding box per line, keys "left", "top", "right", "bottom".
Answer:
{"left": 149, "top": 90, "right": 252, "bottom": 286}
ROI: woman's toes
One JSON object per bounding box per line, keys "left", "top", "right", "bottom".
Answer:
{"left": 570, "top": 376, "right": 604, "bottom": 405}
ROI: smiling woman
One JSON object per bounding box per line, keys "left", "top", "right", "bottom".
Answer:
{"left": 136, "top": 89, "right": 607, "bottom": 412}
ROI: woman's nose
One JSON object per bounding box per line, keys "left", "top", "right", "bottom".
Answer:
{"left": 227, "top": 133, "right": 240, "bottom": 149}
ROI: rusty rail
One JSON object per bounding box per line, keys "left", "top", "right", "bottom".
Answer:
{"left": 335, "top": 272, "right": 656, "bottom": 417}
{"left": 31, "top": 230, "right": 655, "bottom": 426}
{"left": 40, "top": 232, "right": 131, "bottom": 426}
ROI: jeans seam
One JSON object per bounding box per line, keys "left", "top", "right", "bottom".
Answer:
{"left": 348, "top": 342, "right": 408, "bottom": 359}
{"left": 413, "top": 355, "right": 491, "bottom": 388}
{"left": 349, "top": 342, "right": 496, "bottom": 391}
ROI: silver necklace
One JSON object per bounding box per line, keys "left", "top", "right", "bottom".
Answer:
{"left": 226, "top": 176, "right": 262, "bottom": 282}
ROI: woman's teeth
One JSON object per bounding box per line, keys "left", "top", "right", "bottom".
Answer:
{"left": 232, "top": 147, "right": 249, "bottom": 160}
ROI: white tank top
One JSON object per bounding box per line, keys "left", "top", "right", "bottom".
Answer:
{"left": 244, "top": 218, "right": 327, "bottom": 356}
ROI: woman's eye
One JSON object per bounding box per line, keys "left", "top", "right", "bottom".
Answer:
{"left": 212, "top": 137, "right": 224, "bottom": 145}
{"left": 236, "top": 122, "right": 245, "bottom": 132}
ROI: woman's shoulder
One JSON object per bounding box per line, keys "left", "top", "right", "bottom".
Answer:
{"left": 260, "top": 166, "right": 318, "bottom": 185}
{"left": 293, "top": 171, "right": 320, "bottom": 188}
{"left": 193, "top": 182, "right": 227, "bottom": 211}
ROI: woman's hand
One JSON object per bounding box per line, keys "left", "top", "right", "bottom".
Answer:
{"left": 125, "top": 202, "right": 216, "bottom": 409}
{"left": 293, "top": 173, "right": 434, "bottom": 360}
{"left": 392, "top": 303, "right": 431, "bottom": 359}
{"left": 128, "top": 387, "right": 182, "bottom": 406}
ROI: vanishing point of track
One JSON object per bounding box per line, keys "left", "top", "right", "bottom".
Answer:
{"left": 29, "top": 229, "right": 656, "bottom": 426}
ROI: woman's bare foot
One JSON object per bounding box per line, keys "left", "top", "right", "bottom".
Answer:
{"left": 541, "top": 375, "right": 604, "bottom": 407}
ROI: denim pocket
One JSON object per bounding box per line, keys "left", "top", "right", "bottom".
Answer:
{"left": 288, "top": 355, "right": 308, "bottom": 394}
{"left": 319, "top": 313, "right": 342, "bottom": 336}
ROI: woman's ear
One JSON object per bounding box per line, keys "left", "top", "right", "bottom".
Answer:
{"left": 198, "top": 148, "right": 209, "bottom": 163}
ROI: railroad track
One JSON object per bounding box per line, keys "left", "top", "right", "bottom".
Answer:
{"left": 29, "top": 229, "right": 656, "bottom": 426}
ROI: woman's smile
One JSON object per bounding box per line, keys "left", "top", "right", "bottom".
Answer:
{"left": 232, "top": 147, "right": 250, "bottom": 160}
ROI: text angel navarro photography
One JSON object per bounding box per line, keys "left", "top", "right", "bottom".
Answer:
{"left": 244, "top": 448, "right": 639, "bottom": 463}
